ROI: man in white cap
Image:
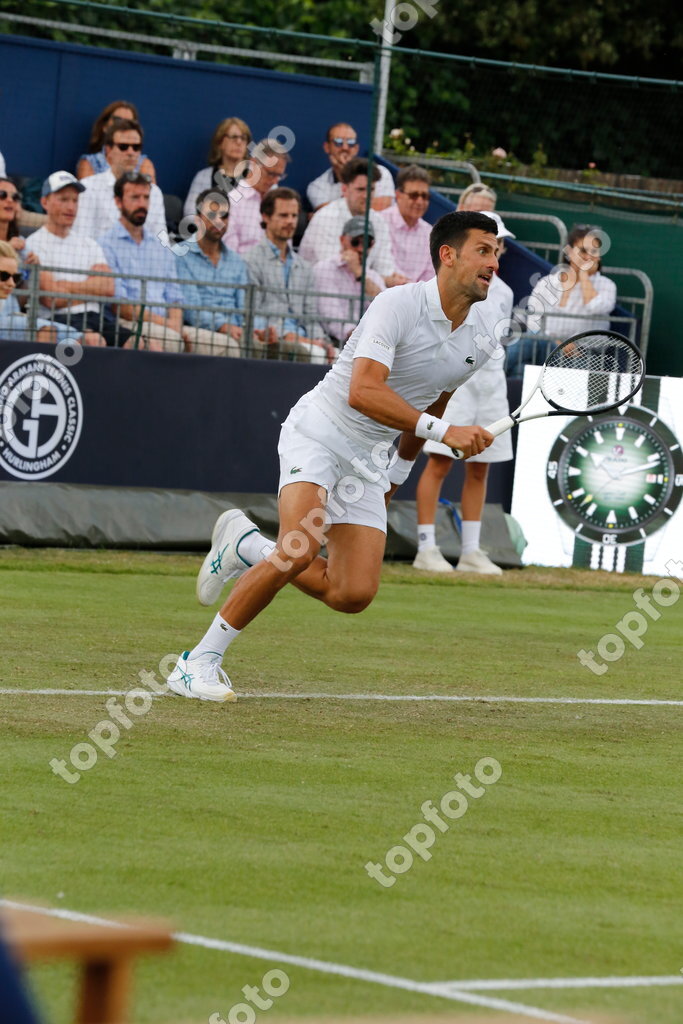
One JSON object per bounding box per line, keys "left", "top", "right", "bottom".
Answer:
{"left": 413, "top": 210, "right": 515, "bottom": 574}
{"left": 24, "top": 171, "right": 117, "bottom": 347}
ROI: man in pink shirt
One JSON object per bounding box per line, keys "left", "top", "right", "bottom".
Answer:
{"left": 312, "top": 215, "right": 385, "bottom": 345}
{"left": 225, "top": 139, "right": 290, "bottom": 254}
{"left": 381, "top": 164, "right": 433, "bottom": 282}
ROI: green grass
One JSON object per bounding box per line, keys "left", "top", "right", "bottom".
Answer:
{"left": 0, "top": 548, "right": 681, "bottom": 1024}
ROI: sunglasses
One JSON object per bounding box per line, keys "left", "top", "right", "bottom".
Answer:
{"left": 224, "top": 133, "right": 249, "bottom": 142}
{"left": 350, "top": 236, "right": 374, "bottom": 248}
{"left": 113, "top": 142, "right": 142, "bottom": 152}
{"left": 400, "top": 189, "right": 430, "bottom": 201}
{"left": 0, "top": 270, "right": 23, "bottom": 285}
{"left": 0, "top": 189, "right": 21, "bottom": 202}
{"left": 330, "top": 137, "right": 358, "bottom": 147}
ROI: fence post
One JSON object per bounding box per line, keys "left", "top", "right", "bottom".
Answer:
{"left": 243, "top": 283, "right": 256, "bottom": 357}
{"left": 24, "top": 264, "right": 40, "bottom": 340}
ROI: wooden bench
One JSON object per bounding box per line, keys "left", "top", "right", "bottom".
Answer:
{"left": 2, "top": 904, "right": 174, "bottom": 1023}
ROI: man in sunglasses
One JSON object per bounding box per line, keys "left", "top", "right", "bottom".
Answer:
{"left": 380, "top": 165, "right": 434, "bottom": 283}
{"left": 225, "top": 139, "right": 291, "bottom": 255}
{"left": 73, "top": 119, "right": 166, "bottom": 241}
{"left": 175, "top": 189, "right": 249, "bottom": 357}
{"left": 306, "top": 123, "right": 395, "bottom": 213}
{"left": 0, "top": 238, "right": 84, "bottom": 344}
{"left": 312, "top": 215, "right": 385, "bottom": 345}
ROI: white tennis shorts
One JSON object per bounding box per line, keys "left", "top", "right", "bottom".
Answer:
{"left": 424, "top": 367, "right": 513, "bottom": 463}
{"left": 277, "top": 398, "right": 390, "bottom": 533}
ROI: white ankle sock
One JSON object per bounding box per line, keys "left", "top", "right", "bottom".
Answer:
{"left": 460, "top": 520, "right": 481, "bottom": 556}
{"left": 417, "top": 524, "right": 436, "bottom": 552}
{"left": 237, "top": 532, "right": 276, "bottom": 567}
{"left": 189, "top": 613, "right": 241, "bottom": 661}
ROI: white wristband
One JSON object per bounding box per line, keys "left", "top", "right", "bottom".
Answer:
{"left": 388, "top": 456, "right": 414, "bottom": 486}
{"left": 415, "top": 413, "right": 449, "bottom": 442}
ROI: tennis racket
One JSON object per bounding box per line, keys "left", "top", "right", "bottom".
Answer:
{"left": 452, "top": 330, "right": 645, "bottom": 459}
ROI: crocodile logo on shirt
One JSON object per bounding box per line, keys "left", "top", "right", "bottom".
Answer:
{"left": 290, "top": 466, "right": 303, "bottom": 474}
{"left": 465, "top": 355, "right": 475, "bottom": 365}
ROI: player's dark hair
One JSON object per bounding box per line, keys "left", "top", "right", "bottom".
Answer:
{"left": 113, "top": 171, "right": 152, "bottom": 199}
{"left": 339, "top": 158, "right": 381, "bottom": 186}
{"left": 260, "top": 187, "right": 301, "bottom": 218}
{"left": 195, "top": 188, "right": 230, "bottom": 214}
{"left": 429, "top": 211, "right": 498, "bottom": 271}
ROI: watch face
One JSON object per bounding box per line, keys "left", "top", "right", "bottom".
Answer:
{"left": 547, "top": 406, "right": 683, "bottom": 545}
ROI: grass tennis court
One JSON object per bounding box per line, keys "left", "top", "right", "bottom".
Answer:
{"left": 1, "top": 548, "right": 681, "bottom": 1024}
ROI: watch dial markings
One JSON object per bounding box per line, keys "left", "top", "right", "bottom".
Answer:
{"left": 575, "top": 445, "right": 588, "bottom": 457}
{"left": 634, "top": 434, "right": 646, "bottom": 448}
{"left": 606, "top": 510, "right": 617, "bottom": 525}
{"left": 615, "top": 425, "right": 625, "bottom": 440}
{"left": 586, "top": 502, "right": 597, "bottom": 516}
{"left": 628, "top": 506, "right": 638, "bottom": 519}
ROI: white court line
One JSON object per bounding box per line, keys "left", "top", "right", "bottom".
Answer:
{"left": 0, "top": 900, "right": 588, "bottom": 1024}
{"left": 0, "top": 688, "right": 681, "bottom": 707}
{"left": 437, "top": 975, "right": 683, "bottom": 991}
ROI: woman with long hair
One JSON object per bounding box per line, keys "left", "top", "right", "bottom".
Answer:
{"left": 183, "top": 116, "right": 251, "bottom": 218}
{"left": 76, "top": 99, "right": 156, "bottom": 181}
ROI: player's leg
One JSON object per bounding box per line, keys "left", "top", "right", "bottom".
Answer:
{"left": 168, "top": 481, "right": 329, "bottom": 702}
{"left": 292, "top": 522, "right": 386, "bottom": 613}
{"left": 413, "top": 453, "right": 454, "bottom": 572}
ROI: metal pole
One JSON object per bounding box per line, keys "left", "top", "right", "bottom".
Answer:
{"left": 373, "top": 0, "right": 396, "bottom": 154}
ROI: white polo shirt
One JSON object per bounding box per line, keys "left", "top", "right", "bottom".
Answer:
{"left": 298, "top": 276, "right": 504, "bottom": 449}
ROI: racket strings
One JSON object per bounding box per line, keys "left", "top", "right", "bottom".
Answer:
{"left": 541, "top": 335, "right": 643, "bottom": 413}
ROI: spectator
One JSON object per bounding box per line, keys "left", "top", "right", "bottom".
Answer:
{"left": 224, "top": 139, "right": 290, "bottom": 254}
{"left": 98, "top": 172, "right": 186, "bottom": 352}
{"left": 0, "top": 240, "right": 81, "bottom": 343}
{"left": 507, "top": 224, "right": 618, "bottom": 374}
{"left": 243, "top": 187, "right": 331, "bottom": 364}
{"left": 306, "top": 123, "right": 395, "bottom": 212}
{"left": 24, "top": 171, "right": 115, "bottom": 347}
{"left": 299, "top": 158, "right": 406, "bottom": 287}
{"left": 0, "top": 178, "right": 32, "bottom": 260}
{"left": 380, "top": 164, "right": 433, "bottom": 282}
{"left": 183, "top": 117, "right": 252, "bottom": 218}
{"left": 458, "top": 183, "right": 497, "bottom": 211}
{"left": 312, "top": 215, "right": 385, "bottom": 345}
{"left": 175, "top": 189, "right": 248, "bottom": 357}
{"left": 77, "top": 100, "right": 156, "bottom": 180}
{"left": 72, "top": 119, "right": 166, "bottom": 241}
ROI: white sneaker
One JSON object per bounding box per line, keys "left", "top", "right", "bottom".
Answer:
{"left": 412, "top": 546, "right": 453, "bottom": 572}
{"left": 196, "top": 509, "right": 261, "bottom": 606}
{"left": 167, "top": 652, "right": 237, "bottom": 703}
{"left": 456, "top": 549, "right": 503, "bottom": 575}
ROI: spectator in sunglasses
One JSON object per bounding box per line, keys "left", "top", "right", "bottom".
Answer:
{"left": 312, "top": 215, "right": 385, "bottom": 345}
{"left": 73, "top": 119, "right": 166, "bottom": 240}
{"left": 183, "top": 116, "right": 252, "bottom": 218}
{"left": 0, "top": 178, "right": 40, "bottom": 264}
{"left": 77, "top": 100, "right": 156, "bottom": 181}
{"left": 380, "top": 164, "right": 433, "bottom": 283}
{"left": 306, "top": 122, "right": 395, "bottom": 212}
{"left": 0, "top": 239, "right": 86, "bottom": 345}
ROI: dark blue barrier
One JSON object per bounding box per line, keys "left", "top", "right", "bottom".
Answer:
{"left": 0, "top": 341, "right": 520, "bottom": 509}
{"left": 0, "top": 34, "right": 373, "bottom": 202}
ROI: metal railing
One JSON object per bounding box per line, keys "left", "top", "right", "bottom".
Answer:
{"left": 10, "top": 265, "right": 375, "bottom": 361}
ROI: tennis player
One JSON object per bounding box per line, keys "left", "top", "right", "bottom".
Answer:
{"left": 168, "top": 210, "right": 504, "bottom": 701}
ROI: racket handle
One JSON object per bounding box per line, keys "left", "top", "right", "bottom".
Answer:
{"left": 485, "top": 415, "right": 516, "bottom": 438}
{"left": 451, "top": 415, "right": 516, "bottom": 460}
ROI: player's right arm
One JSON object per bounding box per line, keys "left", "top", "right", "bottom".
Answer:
{"left": 348, "top": 359, "right": 491, "bottom": 458}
